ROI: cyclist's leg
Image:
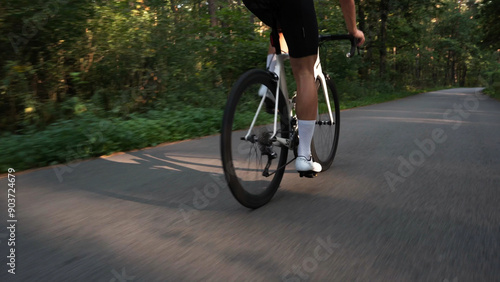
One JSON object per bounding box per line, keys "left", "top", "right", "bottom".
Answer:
{"left": 260, "top": 35, "right": 287, "bottom": 93}
{"left": 265, "top": 34, "right": 287, "bottom": 71}
{"left": 258, "top": 35, "right": 288, "bottom": 114}
{"left": 278, "top": 0, "right": 321, "bottom": 174}
{"left": 290, "top": 55, "right": 322, "bottom": 174}
{"left": 291, "top": 55, "right": 317, "bottom": 121}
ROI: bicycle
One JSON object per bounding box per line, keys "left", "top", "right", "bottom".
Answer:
{"left": 220, "top": 34, "right": 358, "bottom": 209}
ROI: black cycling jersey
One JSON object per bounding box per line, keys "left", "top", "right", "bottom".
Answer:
{"left": 242, "top": 0, "right": 319, "bottom": 58}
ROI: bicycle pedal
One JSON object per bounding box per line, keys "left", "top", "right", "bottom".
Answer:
{"left": 298, "top": 171, "right": 318, "bottom": 178}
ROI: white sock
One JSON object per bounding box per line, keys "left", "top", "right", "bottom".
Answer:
{"left": 297, "top": 119, "right": 316, "bottom": 158}
{"left": 267, "top": 54, "right": 277, "bottom": 72}
{"left": 259, "top": 54, "right": 278, "bottom": 98}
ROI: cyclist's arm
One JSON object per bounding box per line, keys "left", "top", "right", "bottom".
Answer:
{"left": 339, "top": 0, "right": 365, "bottom": 46}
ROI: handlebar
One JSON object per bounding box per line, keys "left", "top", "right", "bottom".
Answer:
{"left": 318, "top": 34, "right": 359, "bottom": 58}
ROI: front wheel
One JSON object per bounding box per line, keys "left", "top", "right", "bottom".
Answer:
{"left": 311, "top": 74, "right": 340, "bottom": 171}
{"left": 220, "top": 69, "right": 290, "bottom": 209}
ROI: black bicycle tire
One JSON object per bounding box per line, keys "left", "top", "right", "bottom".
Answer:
{"left": 311, "top": 73, "right": 340, "bottom": 171}
{"left": 220, "top": 69, "right": 290, "bottom": 209}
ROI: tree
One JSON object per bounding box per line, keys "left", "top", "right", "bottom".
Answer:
{"left": 478, "top": 0, "right": 500, "bottom": 50}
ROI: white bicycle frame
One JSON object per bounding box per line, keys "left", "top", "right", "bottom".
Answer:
{"left": 244, "top": 50, "right": 334, "bottom": 149}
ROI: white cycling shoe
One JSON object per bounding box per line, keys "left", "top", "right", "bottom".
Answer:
{"left": 295, "top": 156, "right": 322, "bottom": 178}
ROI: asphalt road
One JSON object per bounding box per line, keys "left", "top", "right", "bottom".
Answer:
{"left": 0, "top": 88, "right": 499, "bottom": 281}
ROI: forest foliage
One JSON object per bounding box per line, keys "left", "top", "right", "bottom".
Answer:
{"left": 0, "top": 0, "right": 499, "bottom": 170}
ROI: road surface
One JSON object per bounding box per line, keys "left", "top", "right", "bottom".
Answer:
{"left": 0, "top": 88, "right": 499, "bottom": 281}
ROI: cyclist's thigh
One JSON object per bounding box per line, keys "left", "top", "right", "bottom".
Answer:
{"left": 277, "top": 0, "right": 319, "bottom": 58}
{"left": 242, "top": 0, "right": 274, "bottom": 27}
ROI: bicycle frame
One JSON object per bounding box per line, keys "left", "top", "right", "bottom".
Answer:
{"left": 243, "top": 50, "right": 334, "bottom": 149}
{"left": 243, "top": 53, "right": 289, "bottom": 143}
{"left": 221, "top": 33, "right": 355, "bottom": 207}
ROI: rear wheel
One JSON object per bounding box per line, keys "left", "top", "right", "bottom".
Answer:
{"left": 311, "top": 74, "right": 340, "bottom": 171}
{"left": 220, "top": 69, "right": 290, "bottom": 209}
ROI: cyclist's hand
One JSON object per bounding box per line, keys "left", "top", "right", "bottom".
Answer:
{"left": 350, "top": 29, "right": 365, "bottom": 46}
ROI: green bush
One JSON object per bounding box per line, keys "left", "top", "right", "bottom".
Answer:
{"left": 0, "top": 107, "right": 223, "bottom": 172}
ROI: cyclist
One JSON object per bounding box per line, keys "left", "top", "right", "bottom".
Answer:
{"left": 242, "top": 0, "right": 365, "bottom": 176}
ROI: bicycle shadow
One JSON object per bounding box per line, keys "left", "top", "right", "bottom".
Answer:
{"left": 62, "top": 147, "right": 499, "bottom": 280}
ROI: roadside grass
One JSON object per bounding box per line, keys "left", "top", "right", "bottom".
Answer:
{"left": 483, "top": 84, "right": 500, "bottom": 100}
{"left": 0, "top": 87, "right": 446, "bottom": 172}
{"left": 340, "top": 91, "right": 414, "bottom": 109}
{"left": 0, "top": 107, "right": 223, "bottom": 172}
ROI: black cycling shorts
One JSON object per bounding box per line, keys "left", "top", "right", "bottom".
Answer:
{"left": 242, "top": 0, "right": 319, "bottom": 58}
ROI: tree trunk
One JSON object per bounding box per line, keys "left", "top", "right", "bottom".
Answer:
{"left": 208, "top": 0, "right": 217, "bottom": 27}
{"left": 379, "top": 0, "right": 389, "bottom": 77}
{"left": 169, "top": 0, "right": 179, "bottom": 24}
{"left": 357, "top": 0, "right": 369, "bottom": 80}
{"left": 445, "top": 51, "right": 450, "bottom": 85}
{"left": 415, "top": 48, "right": 420, "bottom": 83}
{"left": 450, "top": 52, "right": 456, "bottom": 85}
{"left": 459, "top": 62, "right": 467, "bottom": 87}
